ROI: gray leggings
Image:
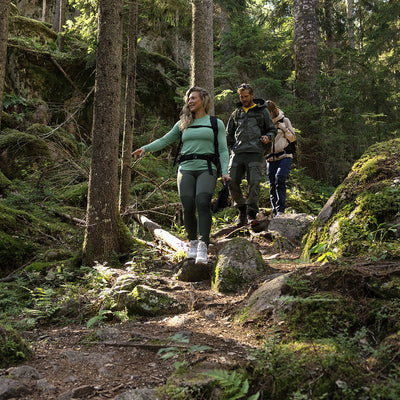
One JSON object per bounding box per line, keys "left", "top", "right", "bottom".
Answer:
{"left": 177, "top": 169, "right": 217, "bottom": 246}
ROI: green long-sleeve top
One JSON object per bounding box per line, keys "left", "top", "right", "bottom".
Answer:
{"left": 142, "top": 115, "right": 230, "bottom": 176}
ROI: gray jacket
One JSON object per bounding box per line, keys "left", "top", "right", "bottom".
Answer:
{"left": 226, "top": 98, "right": 276, "bottom": 155}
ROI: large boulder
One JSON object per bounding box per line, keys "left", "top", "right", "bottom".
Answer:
{"left": 302, "top": 138, "right": 400, "bottom": 261}
{"left": 268, "top": 213, "right": 314, "bottom": 248}
{"left": 211, "top": 238, "right": 270, "bottom": 294}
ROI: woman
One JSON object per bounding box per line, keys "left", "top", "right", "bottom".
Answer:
{"left": 264, "top": 100, "right": 296, "bottom": 217}
{"left": 132, "top": 87, "right": 231, "bottom": 264}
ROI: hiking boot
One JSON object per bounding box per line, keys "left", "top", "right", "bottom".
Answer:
{"left": 247, "top": 210, "right": 259, "bottom": 227}
{"left": 236, "top": 205, "right": 247, "bottom": 226}
{"left": 275, "top": 212, "right": 284, "bottom": 217}
{"left": 186, "top": 240, "right": 198, "bottom": 259}
{"left": 195, "top": 241, "right": 208, "bottom": 264}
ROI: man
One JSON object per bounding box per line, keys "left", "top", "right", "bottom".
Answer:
{"left": 226, "top": 83, "right": 276, "bottom": 227}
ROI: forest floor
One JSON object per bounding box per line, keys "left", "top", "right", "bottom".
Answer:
{"left": 13, "top": 231, "right": 308, "bottom": 400}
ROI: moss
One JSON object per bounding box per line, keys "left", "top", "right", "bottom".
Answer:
{"left": 0, "top": 231, "right": 35, "bottom": 274}
{"left": 301, "top": 138, "right": 400, "bottom": 261}
{"left": 8, "top": 16, "right": 58, "bottom": 45}
{"left": 25, "top": 261, "right": 51, "bottom": 273}
{"left": 0, "top": 170, "right": 12, "bottom": 193}
{"left": 60, "top": 182, "right": 88, "bottom": 207}
{"left": 0, "top": 325, "right": 32, "bottom": 367}
{"left": 0, "top": 129, "right": 50, "bottom": 178}
{"left": 283, "top": 293, "right": 360, "bottom": 339}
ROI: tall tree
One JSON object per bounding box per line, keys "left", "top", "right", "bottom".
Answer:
{"left": 53, "top": 0, "right": 67, "bottom": 49}
{"left": 293, "top": 0, "right": 323, "bottom": 179}
{"left": 191, "top": 0, "right": 215, "bottom": 114}
{"left": 83, "top": 0, "right": 132, "bottom": 265}
{"left": 0, "top": 0, "right": 11, "bottom": 131}
{"left": 120, "top": 0, "right": 139, "bottom": 214}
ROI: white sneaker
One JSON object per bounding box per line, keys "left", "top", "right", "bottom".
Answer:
{"left": 186, "top": 240, "right": 198, "bottom": 259}
{"left": 195, "top": 241, "right": 208, "bottom": 264}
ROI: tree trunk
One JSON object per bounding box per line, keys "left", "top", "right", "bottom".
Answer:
{"left": 52, "top": 0, "right": 61, "bottom": 31}
{"left": 293, "top": 0, "right": 324, "bottom": 179}
{"left": 42, "top": 0, "right": 47, "bottom": 22}
{"left": 0, "top": 0, "right": 11, "bottom": 131}
{"left": 347, "top": 0, "right": 355, "bottom": 49}
{"left": 83, "top": 0, "right": 127, "bottom": 266}
{"left": 191, "top": 0, "right": 215, "bottom": 114}
{"left": 119, "top": 0, "right": 139, "bottom": 214}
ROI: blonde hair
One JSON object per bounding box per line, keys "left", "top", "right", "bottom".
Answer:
{"left": 266, "top": 100, "right": 279, "bottom": 119}
{"left": 179, "top": 86, "right": 211, "bottom": 131}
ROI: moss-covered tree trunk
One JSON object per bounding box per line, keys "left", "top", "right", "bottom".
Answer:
{"left": 0, "top": 0, "right": 11, "bottom": 131}
{"left": 191, "top": 0, "right": 214, "bottom": 114}
{"left": 83, "top": 0, "right": 129, "bottom": 266}
{"left": 119, "top": 0, "right": 139, "bottom": 214}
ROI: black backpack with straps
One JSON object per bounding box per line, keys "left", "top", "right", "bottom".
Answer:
{"left": 173, "top": 115, "right": 221, "bottom": 176}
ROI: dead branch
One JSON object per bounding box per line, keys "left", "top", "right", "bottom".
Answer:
{"left": 133, "top": 213, "right": 187, "bottom": 252}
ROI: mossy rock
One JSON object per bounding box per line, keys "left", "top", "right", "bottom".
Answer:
{"left": 125, "top": 284, "right": 185, "bottom": 316}
{"left": 212, "top": 237, "right": 268, "bottom": 294}
{"left": 0, "top": 129, "right": 50, "bottom": 178}
{"left": 302, "top": 138, "right": 400, "bottom": 261}
{"left": 8, "top": 16, "right": 58, "bottom": 45}
{"left": 0, "top": 231, "right": 35, "bottom": 275}
{"left": 0, "top": 169, "right": 12, "bottom": 193}
{"left": 59, "top": 181, "right": 88, "bottom": 207}
{"left": 0, "top": 325, "right": 32, "bottom": 368}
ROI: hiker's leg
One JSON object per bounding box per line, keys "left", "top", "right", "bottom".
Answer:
{"left": 228, "top": 154, "right": 246, "bottom": 207}
{"left": 275, "top": 157, "right": 292, "bottom": 214}
{"left": 267, "top": 160, "right": 279, "bottom": 215}
{"left": 177, "top": 169, "right": 197, "bottom": 241}
{"left": 246, "top": 154, "right": 264, "bottom": 215}
{"left": 195, "top": 169, "right": 217, "bottom": 246}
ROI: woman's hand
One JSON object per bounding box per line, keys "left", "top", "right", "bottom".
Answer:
{"left": 221, "top": 174, "right": 231, "bottom": 185}
{"left": 132, "top": 148, "right": 145, "bottom": 160}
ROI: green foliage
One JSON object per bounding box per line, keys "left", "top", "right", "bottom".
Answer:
{"left": 203, "top": 369, "right": 259, "bottom": 400}
{"left": 0, "top": 325, "right": 31, "bottom": 367}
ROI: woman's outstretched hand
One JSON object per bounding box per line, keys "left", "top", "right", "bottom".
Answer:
{"left": 132, "top": 148, "right": 145, "bottom": 160}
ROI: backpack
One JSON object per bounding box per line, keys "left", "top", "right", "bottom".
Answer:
{"left": 173, "top": 115, "right": 221, "bottom": 176}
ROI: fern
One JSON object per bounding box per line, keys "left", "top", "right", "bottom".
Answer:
{"left": 203, "top": 369, "right": 259, "bottom": 400}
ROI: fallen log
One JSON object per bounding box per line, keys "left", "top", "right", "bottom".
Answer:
{"left": 133, "top": 214, "right": 187, "bottom": 253}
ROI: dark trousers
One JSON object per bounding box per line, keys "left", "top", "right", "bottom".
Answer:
{"left": 228, "top": 152, "right": 264, "bottom": 214}
{"left": 267, "top": 157, "right": 292, "bottom": 215}
{"left": 177, "top": 169, "right": 217, "bottom": 245}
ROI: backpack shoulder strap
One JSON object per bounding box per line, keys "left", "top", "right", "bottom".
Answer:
{"left": 210, "top": 116, "right": 221, "bottom": 176}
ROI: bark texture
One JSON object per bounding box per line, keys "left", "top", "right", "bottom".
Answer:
{"left": 0, "top": 0, "right": 11, "bottom": 131}
{"left": 120, "top": 0, "right": 139, "bottom": 213}
{"left": 83, "top": 0, "right": 125, "bottom": 265}
{"left": 293, "top": 0, "right": 324, "bottom": 179}
{"left": 191, "top": 0, "right": 215, "bottom": 114}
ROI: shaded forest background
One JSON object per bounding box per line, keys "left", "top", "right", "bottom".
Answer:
{"left": 4, "top": 0, "right": 400, "bottom": 186}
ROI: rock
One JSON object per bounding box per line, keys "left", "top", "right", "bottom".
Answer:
{"left": 110, "top": 274, "right": 144, "bottom": 310}
{"left": 125, "top": 285, "right": 185, "bottom": 316}
{"left": 36, "top": 378, "right": 56, "bottom": 392}
{"left": 174, "top": 259, "right": 212, "bottom": 282}
{"left": 0, "top": 376, "right": 30, "bottom": 399}
{"left": 268, "top": 213, "right": 314, "bottom": 244}
{"left": 7, "top": 365, "right": 40, "bottom": 380}
{"left": 95, "top": 327, "right": 121, "bottom": 340}
{"left": 302, "top": 138, "right": 400, "bottom": 260}
{"left": 236, "top": 273, "right": 290, "bottom": 322}
{"left": 58, "top": 384, "right": 96, "bottom": 400}
{"left": 112, "top": 388, "right": 159, "bottom": 399}
{"left": 211, "top": 238, "right": 268, "bottom": 294}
